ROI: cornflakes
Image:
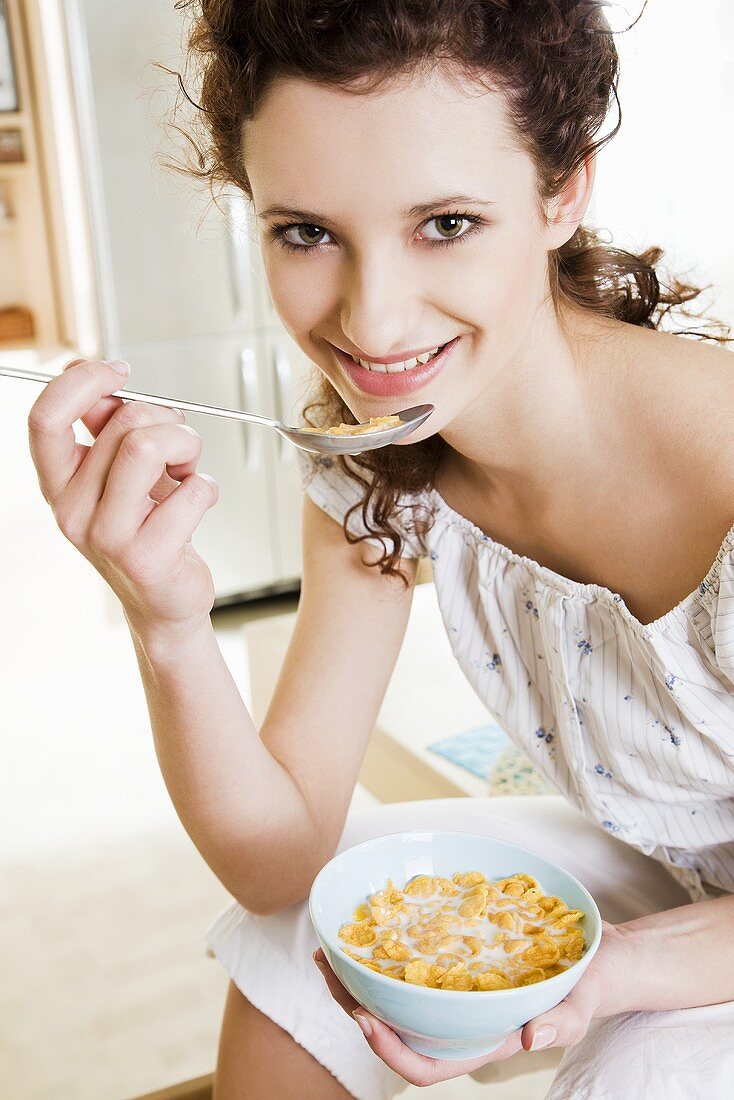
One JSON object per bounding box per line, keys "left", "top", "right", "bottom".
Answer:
{"left": 337, "top": 870, "right": 587, "bottom": 991}
{"left": 302, "top": 415, "right": 403, "bottom": 436}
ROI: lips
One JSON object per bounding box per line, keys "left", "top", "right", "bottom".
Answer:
{"left": 349, "top": 344, "right": 445, "bottom": 372}
{"left": 332, "top": 336, "right": 460, "bottom": 397}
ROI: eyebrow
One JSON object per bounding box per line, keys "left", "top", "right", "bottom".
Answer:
{"left": 257, "top": 194, "right": 496, "bottom": 223}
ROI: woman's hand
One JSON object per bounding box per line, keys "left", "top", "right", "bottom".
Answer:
{"left": 28, "top": 358, "right": 219, "bottom": 636}
{"left": 312, "top": 920, "right": 630, "bottom": 1088}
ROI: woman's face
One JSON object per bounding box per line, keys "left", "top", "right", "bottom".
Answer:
{"left": 244, "top": 67, "right": 575, "bottom": 441}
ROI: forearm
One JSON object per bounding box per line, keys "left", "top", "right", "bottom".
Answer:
{"left": 602, "top": 894, "right": 734, "bottom": 1016}
{"left": 126, "top": 614, "right": 319, "bottom": 914}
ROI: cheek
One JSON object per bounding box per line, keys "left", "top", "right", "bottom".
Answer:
{"left": 430, "top": 260, "right": 522, "bottom": 340}
{"left": 446, "top": 229, "right": 548, "bottom": 337}
{"left": 262, "top": 251, "right": 335, "bottom": 341}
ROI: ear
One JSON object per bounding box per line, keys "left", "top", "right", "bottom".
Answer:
{"left": 544, "top": 154, "right": 596, "bottom": 249}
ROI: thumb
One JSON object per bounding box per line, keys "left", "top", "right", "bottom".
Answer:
{"left": 521, "top": 993, "right": 593, "bottom": 1053}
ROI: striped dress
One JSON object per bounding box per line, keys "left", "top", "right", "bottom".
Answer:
{"left": 303, "top": 455, "right": 734, "bottom": 901}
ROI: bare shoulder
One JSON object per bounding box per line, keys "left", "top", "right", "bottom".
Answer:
{"left": 622, "top": 322, "right": 734, "bottom": 426}
{"left": 624, "top": 323, "right": 734, "bottom": 503}
{"left": 627, "top": 321, "right": 734, "bottom": 375}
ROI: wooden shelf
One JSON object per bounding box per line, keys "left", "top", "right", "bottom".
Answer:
{"left": 0, "top": 0, "right": 59, "bottom": 346}
{"left": 0, "top": 337, "right": 40, "bottom": 352}
{"left": 0, "top": 111, "right": 29, "bottom": 125}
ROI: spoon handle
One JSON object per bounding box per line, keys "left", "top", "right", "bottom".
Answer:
{"left": 0, "top": 364, "right": 274, "bottom": 428}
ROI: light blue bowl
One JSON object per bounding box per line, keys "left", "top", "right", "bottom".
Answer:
{"left": 309, "top": 830, "right": 601, "bottom": 1060}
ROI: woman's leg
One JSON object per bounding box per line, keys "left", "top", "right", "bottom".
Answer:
{"left": 545, "top": 999, "right": 734, "bottom": 1100}
{"left": 206, "top": 793, "right": 692, "bottom": 1100}
{"left": 214, "top": 980, "right": 356, "bottom": 1100}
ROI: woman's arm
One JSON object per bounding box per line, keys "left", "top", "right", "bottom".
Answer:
{"left": 315, "top": 894, "right": 734, "bottom": 1086}
{"left": 129, "top": 497, "right": 416, "bottom": 916}
{"left": 28, "top": 359, "right": 415, "bottom": 916}
{"left": 601, "top": 893, "right": 734, "bottom": 1014}
{"left": 125, "top": 615, "right": 311, "bottom": 916}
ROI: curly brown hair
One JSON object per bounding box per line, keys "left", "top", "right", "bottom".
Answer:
{"left": 167, "top": 0, "right": 731, "bottom": 580}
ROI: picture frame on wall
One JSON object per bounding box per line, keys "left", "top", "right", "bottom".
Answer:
{"left": 0, "top": 0, "right": 19, "bottom": 113}
{"left": 0, "top": 126, "right": 23, "bottom": 161}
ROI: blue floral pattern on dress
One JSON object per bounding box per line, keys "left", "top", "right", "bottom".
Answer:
{"left": 665, "top": 725, "right": 682, "bottom": 747}
{"left": 303, "top": 461, "right": 734, "bottom": 899}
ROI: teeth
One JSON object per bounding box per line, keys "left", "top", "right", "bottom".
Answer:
{"left": 351, "top": 344, "right": 445, "bottom": 372}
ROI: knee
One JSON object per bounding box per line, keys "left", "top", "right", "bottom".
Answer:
{"left": 545, "top": 1012, "right": 662, "bottom": 1099}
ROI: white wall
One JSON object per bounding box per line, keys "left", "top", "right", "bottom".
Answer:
{"left": 590, "top": 0, "right": 734, "bottom": 329}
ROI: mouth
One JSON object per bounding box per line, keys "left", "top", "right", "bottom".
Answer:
{"left": 331, "top": 337, "right": 460, "bottom": 397}
{"left": 343, "top": 343, "right": 447, "bottom": 373}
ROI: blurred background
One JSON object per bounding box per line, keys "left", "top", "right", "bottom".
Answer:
{"left": 1, "top": 1, "right": 732, "bottom": 1097}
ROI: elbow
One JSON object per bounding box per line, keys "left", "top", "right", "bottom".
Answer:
{"left": 231, "top": 880, "right": 312, "bottom": 917}
{"left": 211, "top": 805, "right": 330, "bottom": 916}
{"left": 223, "top": 847, "right": 320, "bottom": 916}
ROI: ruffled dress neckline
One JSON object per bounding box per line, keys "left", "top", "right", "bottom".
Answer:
{"left": 428, "top": 486, "right": 734, "bottom": 640}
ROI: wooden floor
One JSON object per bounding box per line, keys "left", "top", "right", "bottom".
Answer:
{"left": 133, "top": 1074, "right": 212, "bottom": 1100}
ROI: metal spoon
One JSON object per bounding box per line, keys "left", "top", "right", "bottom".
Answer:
{"left": 0, "top": 365, "right": 433, "bottom": 455}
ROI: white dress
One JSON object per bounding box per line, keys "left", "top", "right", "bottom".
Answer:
{"left": 302, "top": 455, "right": 734, "bottom": 901}
{"left": 204, "top": 456, "right": 734, "bottom": 1100}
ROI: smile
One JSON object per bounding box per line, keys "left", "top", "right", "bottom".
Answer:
{"left": 331, "top": 336, "right": 460, "bottom": 398}
{"left": 347, "top": 345, "right": 447, "bottom": 374}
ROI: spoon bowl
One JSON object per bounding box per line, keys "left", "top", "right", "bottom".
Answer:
{"left": 285, "top": 404, "right": 434, "bottom": 454}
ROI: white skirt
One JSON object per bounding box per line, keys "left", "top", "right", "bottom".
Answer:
{"left": 205, "top": 795, "right": 733, "bottom": 1100}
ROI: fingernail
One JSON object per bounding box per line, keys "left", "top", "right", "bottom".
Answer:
{"left": 352, "top": 1010, "right": 373, "bottom": 1039}
{"left": 106, "top": 359, "right": 131, "bottom": 375}
{"left": 530, "top": 1025, "right": 556, "bottom": 1050}
{"left": 312, "top": 950, "right": 322, "bottom": 966}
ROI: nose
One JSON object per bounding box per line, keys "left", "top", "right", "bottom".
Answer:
{"left": 339, "top": 252, "right": 418, "bottom": 359}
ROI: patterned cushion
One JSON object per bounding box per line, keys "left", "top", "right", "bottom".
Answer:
{"left": 428, "top": 723, "right": 556, "bottom": 796}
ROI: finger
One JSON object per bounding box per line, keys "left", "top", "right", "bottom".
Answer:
{"left": 313, "top": 949, "right": 525, "bottom": 1085}
{"left": 79, "top": 395, "right": 126, "bottom": 439}
{"left": 521, "top": 994, "right": 591, "bottom": 1053}
{"left": 354, "top": 1012, "right": 525, "bottom": 1087}
{"left": 28, "top": 358, "right": 132, "bottom": 503}
{"left": 61, "top": 358, "right": 136, "bottom": 440}
{"left": 521, "top": 940, "right": 609, "bottom": 1054}
{"left": 312, "top": 953, "right": 361, "bottom": 1015}
{"left": 91, "top": 422, "right": 203, "bottom": 549}
{"left": 153, "top": 449, "right": 202, "bottom": 497}
{"left": 137, "top": 472, "right": 218, "bottom": 559}
{"left": 64, "top": 400, "right": 187, "bottom": 524}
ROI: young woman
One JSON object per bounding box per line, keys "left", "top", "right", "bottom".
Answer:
{"left": 28, "top": 1, "right": 734, "bottom": 1097}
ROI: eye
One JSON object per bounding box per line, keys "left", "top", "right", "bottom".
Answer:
{"left": 419, "top": 214, "right": 474, "bottom": 241}
{"left": 282, "top": 224, "right": 333, "bottom": 247}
